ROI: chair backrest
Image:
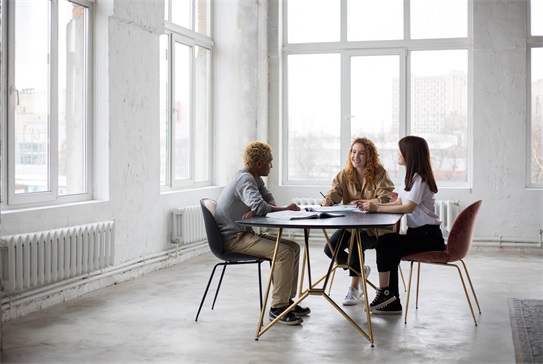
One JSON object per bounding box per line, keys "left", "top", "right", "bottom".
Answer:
{"left": 200, "top": 198, "right": 225, "bottom": 258}
{"left": 445, "top": 200, "right": 482, "bottom": 262}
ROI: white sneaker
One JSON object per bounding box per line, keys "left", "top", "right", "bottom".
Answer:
{"left": 343, "top": 286, "right": 362, "bottom": 306}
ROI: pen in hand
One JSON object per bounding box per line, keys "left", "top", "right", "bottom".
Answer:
{"left": 320, "top": 191, "right": 330, "bottom": 206}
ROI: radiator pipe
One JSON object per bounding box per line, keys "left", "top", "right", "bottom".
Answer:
{"left": 472, "top": 236, "right": 541, "bottom": 248}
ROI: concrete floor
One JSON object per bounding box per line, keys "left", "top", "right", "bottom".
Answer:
{"left": 1, "top": 242, "right": 542, "bottom": 363}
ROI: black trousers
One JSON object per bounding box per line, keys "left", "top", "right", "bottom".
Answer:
{"left": 376, "top": 224, "right": 444, "bottom": 300}
{"left": 323, "top": 229, "right": 377, "bottom": 277}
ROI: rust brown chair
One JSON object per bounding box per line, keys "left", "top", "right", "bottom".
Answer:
{"left": 401, "top": 200, "right": 483, "bottom": 325}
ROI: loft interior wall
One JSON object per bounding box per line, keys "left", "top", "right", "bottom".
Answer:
{"left": 267, "top": 0, "right": 543, "bottom": 243}
{"left": 0, "top": 0, "right": 266, "bottom": 319}
{"left": 0, "top": 0, "right": 541, "bottom": 319}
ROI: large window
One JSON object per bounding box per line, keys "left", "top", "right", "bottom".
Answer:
{"left": 160, "top": 0, "right": 212, "bottom": 189}
{"left": 529, "top": 0, "right": 543, "bottom": 185}
{"left": 283, "top": 0, "right": 470, "bottom": 186}
{"left": 2, "top": 0, "right": 92, "bottom": 207}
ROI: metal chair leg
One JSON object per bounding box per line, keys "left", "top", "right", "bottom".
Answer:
{"left": 404, "top": 261, "right": 415, "bottom": 324}
{"left": 258, "top": 261, "right": 263, "bottom": 310}
{"left": 195, "top": 262, "right": 222, "bottom": 321}
{"left": 399, "top": 263, "right": 407, "bottom": 292}
{"left": 211, "top": 264, "right": 228, "bottom": 310}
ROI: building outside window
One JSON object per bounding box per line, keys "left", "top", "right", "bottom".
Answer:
{"left": 282, "top": 0, "right": 469, "bottom": 186}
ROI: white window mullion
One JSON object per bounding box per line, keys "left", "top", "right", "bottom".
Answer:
{"left": 341, "top": 52, "right": 351, "bottom": 151}
{"left": 6, "top": 0, "right": 18, "bottom": 205}
{"left": 50, "top": 0, "right": 60, "bottom": 198}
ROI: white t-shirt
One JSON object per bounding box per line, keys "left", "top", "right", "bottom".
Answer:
{"left": 398, "top": 174, "right": 442, "bottom": 228}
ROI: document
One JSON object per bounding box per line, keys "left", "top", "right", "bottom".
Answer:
{"left": 304, "top": 204, "right": 356, "bottom": 212}
{"left": 266, "top": 210, "right": 345, "bottom": 220}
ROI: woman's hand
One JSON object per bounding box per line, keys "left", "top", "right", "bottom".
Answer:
{"left": 361, "top": 201, "right": 378, "bottom": 212}
{"left": 320, "top": 197, "right": 333, "bottom": 206}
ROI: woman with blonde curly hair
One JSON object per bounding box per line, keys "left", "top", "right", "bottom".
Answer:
{"left": 321, "top": 137, "right": 394, "bottom": 306}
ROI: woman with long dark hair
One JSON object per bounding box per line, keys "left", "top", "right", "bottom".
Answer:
{"left": 359, "top": 135, "right": 444, "bottom": 315}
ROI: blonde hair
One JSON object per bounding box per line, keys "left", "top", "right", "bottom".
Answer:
{"left": 243, "top": 142, "right": 272, "bottom": 169}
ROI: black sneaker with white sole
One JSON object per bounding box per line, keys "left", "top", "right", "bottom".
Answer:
{"left": 373, "top": 299, "right": 403, "bottom": 315}
{"left": 369, "top": 287, "right": 396, "bottom": 312}
{"left": 289, "top": 300, "right": 311, "bottom": 316}
{"left": 269, "top": 306, "right": 303, "bottom": 325}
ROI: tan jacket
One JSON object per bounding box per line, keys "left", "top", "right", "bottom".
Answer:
{"left": 325, "top": 166, "right": 395, "bottom": 237}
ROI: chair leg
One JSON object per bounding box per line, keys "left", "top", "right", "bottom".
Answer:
{"left": 404, "top": 260, "right": 480, "bottom": 326}
{"left": 453, "top": 263, "right": 478, "bottom": 326}
{"left": 257, "top": 261, "right": 263, "bottom": 311}
{"left": 399, "top": 263, "right": 407, "bottom": 292}
{"left": 460, "top": 259, "right": 481, "bottom": 314}
{"left": 211, "top": 264, "right": 228, "bottom": 310}
{"left": 404, "top": 261, "right": 415, "bottom": 324}
{"left": 195, "top": 262, "right": 223, "bottom": 321}
{"left": 415, "top": 262, "right": 421, "bottom": 309}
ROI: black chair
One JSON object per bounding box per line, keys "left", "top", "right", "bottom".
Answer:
{"left": 195, "top": 198, "right": 269, "bottom": 321}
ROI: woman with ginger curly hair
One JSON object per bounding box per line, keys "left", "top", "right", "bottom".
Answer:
{"left": 321, "top": 137, "right": 394, "bottom": 306}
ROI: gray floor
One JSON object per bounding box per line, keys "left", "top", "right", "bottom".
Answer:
{"left": 1, "top": 242, "right": 542, "bottom": 363}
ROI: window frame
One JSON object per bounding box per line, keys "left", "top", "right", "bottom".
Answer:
{"left": 280, "top": 0, "right": 472, "bottom": 187}
{"left": 2, "top": 0, "right": 93, "bottom": 209}
{"left": 527, "top": 0, "right": 543, "bottom": 188}
{"left": 161, "top": 16, "right": 213, "bottom": 191}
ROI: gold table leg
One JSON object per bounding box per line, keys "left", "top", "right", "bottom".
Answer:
{"left": 256, "top": 228, "right": 374, "bottom": 346}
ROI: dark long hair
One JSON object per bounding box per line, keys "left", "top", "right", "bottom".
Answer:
{"left": 399, "top": 136, "right": 438, "bottom": 193}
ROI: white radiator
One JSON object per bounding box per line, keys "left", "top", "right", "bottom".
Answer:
{"left": 435, "top": 200, "right": 459, "bottom": 235}
{"left": 292, "top": 197, "right": 321, "bottom": 206}
{"left": 0, "top": 221, "right": 115, "bottom": 293}
{"left": 172, "top": 205, "right": 207, "bottom": 245}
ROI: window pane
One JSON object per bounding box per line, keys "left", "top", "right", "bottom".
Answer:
{"left": 194, "top": 46, "right": 210, "bottom": 182}
{"left": 532, "top": 0, "right": 543, "bottom": 35}
{"left": 347, "top": 0, "right": 403, "bottom": 41}
{"left": 173, "top": 42, "right": 191, "bottom": 180}
{"left": 159, "top": 34, "right": 169, "bottom": 186}
{"left": 14, "top": 0, "right": 50, "bottom": 194}
{"left": 531, "top": 48, "right": 543, "bottom": 184}
{"left": 351, "top": 55, "right": 401, "bottom": 179}
{"left": 287, "top": 54, "right": 340, "bottom": 181}
{"left": 411, "top": 50, "right": 468, "bottom": 183}
{"left": 172, "top": 0, "right": 191, "bottom": 29}
{"left": 411, "top": 0, "right": 467, "bottom": 39}
{"left": 196, "top": 0, "right": 210, "bottom": 36}
{"left": 58, "top": 1, "right": 86, "bottom": 196}
{"left": 287, "top": 0, "right": 340, "bottom": 44}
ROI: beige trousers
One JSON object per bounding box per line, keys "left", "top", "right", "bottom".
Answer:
{"left": 224, "top": 232, "right": 300, "bottom": 308}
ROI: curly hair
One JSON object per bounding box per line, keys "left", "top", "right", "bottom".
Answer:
{"left": 344, "top": 137, "right": 382, "bottom": 188}
{"left": 243, "top": 141, "right": 272, "bottom": 169}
